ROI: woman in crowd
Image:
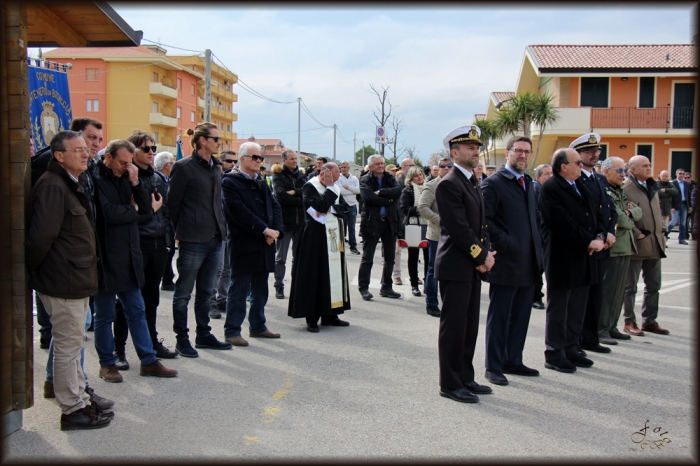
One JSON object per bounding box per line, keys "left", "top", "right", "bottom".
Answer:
{"left": 399, "top": 167, "right": 430, "bottom": 297}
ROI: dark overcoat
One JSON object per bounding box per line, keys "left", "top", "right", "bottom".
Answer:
{"left": 434, "top": 168, "right": 490, "bottom": 282}
{"left": 579, "top": 171, "right": 618, "bottom": 260}
{"left": 359, "top": 171, "right": 402, "bottom": 237}
{"left": 93, "top": 160, "right": 152, "bottom": 292}
{"left": 539, "top": 173, "right": 605, "bottom": 291}
{"left": 221, "top": 172, "right": 283, "bottom": 277}
{"left": 288, "top": 182, "right": 351, "bottom": 318}
{"left": 480, "top": 167, "right": 542, "bottom": 287}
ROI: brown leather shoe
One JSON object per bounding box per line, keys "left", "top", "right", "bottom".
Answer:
{"left": 394, "top": 277, "right": 403, "bottom": 286}
{"left": 44, "top": 381, "right": 55, "bottom": 398}
{"left": 99, "top": 364, "right": 123, "bottom": 383}
{"left": 226, "top": 335, "right": 249, "bottom": 346}
{"left": 249, "top": 329, "right": 280, "bottom": 339}
{"left": 642, "top": 322, "right": 670, "bottom": 335}
{"left": 623, "top": 322, "right": 644, "bottom": 336}
{"left": 140, "top": 360, "right": 178, "bottom": 378}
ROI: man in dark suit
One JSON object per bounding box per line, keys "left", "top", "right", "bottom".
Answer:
{"left": 668, "top": 168, "right": 692, "bottom": 245}
{"left": 434, "top": 125, "right": 496, "bottom": 403}
{"left": 570, "top": 133, "right": 618, "bottom": 353}
{"left": 532, "top": 163, "right": 552, "bottom": 310}
{"left": 481, "top": 136, "right": 543, "bottom": 386}
{"left": 357, "top": 155, "right": 402, "bottom": 301}
{"left": 539, "top": 148, "right": 605, "bottom": 373}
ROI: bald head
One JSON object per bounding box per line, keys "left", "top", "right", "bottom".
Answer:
{"left": 659, "top": 170, "right": 670, "bottom": 182}
{"left": 628, "top": 155, "right": 652, "bottom": 182}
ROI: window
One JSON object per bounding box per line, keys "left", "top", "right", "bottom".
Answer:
{"left": 191, "top": 84, "right": 195, "bottom": 96}
{"left": 580, "top": 77, "right": 609, "bottom": 108}
{"left": 637, "top": 144, "right": 653, "bottom": 164}
{"left": 190, "top": 111, "right": 195, "bottom": 122}
{"left": 86, "top": 68, "right": 98, "bottom": 81}
{"left": 152, "top": 102, "right": 158, "bottom": 113}
{"left": 177, "top": 78, "right": 182, "bottom": 90}
{"left": 227, "top": 124, "right": 231, "bottom": 132}
{"left": 598, "top": 144, "right": 608, "bottom": 161}
{"left": 153, "top": 132, "right": 159, "bottom": 143}
{"left": 153, "top": 72, "right": 159, "bottom": 83}
{"left": 86, "top": 99, "right": 99, "bottom": 112}
{"left": 176, "top": 107, "right": 182, "bottom": 119}
{"left": 639, "top": 78, "right": 655, "bottom": 108}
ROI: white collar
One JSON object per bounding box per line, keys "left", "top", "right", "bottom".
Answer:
{"left": 453, "top": 163, "right": 473, "bottom": 180}
{"left": 582, "top": 168, "right": 593, "bottom": 177}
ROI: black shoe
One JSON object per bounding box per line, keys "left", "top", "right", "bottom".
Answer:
{"left": 60, "top": 406, "right": 111, "bottom": 431}
{"left": 609, "top": 328, "right": 631, "bottom": 340}
{"left": 411, "top": 287, "right": 422, "bottom": 297}
{"left": 321, "top": 318, "right": 350, "bottom": 327}
{"left": 359, "top": 289, "right": 373, "bottom": 301}
{"left": 86, "top": 401, "right": 114, "bottom": 420}
{"left": 307, "top": 323, "right": 320, "bottom": 333}
{"left": 160, "top": 282, "right": 175, "bottom": 291}
{"left": 465, "top": 380, "right": 493, "bottom": 394}
{"left": 208, "top": 307, "right": 222, "bottom": 319}
{"left": 194, "top": 334, "right": 232, "bottom": 350}
{"left": 502, "top": 364, "right": 540, "bottom": 377}
{"left": 484, "top": 370, "right": 508, "bottom": 386}
{"left": 439, "top": 387, "right": 479, "bottom": 403}
{"left": 84, "top": 386, "right": 114, "bottom": 411}
{"left": 567, "top": 353, "right": 594, "bottom": 368}
{"left": 379, "top": 288, "right": 401, "bottom": 299}
{"left": 40, "top": 335, "right": 51, "bottom": 349}
{"left": 114, "top": 352, "right": 129, "bottom": 371}
{"left": 545, "top": 358, "right": 576, "bottom": 373}
{"left": 532, "top": 301, "right": 545, "bottom": 309}
{"left": 426, "top": 305, "right": 441, "bottom": 317}
{"left": 350, "top": 248, "right": 361, "bottom": 255}
{"left": 175, "top": 340, "right": 199, "bottom": 358}
{"left": 275, "top": 289, "right": 285, "bottom": 299}
{"left": 581, "top": 343, "right": 611, "bottom": 354}
{"left": 680, "top": 240, "right": 689, "bottom": 245}
{"left": 153, "top": 339, "right": 178, "bottom": 359}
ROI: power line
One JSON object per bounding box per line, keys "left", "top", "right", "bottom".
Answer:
{"left": 210, "top": 52, "right": 296, "bottom": 104}
{"left": 66, "top": 54, "right": 201, "bottom": 77}
{"left": 300, "top": 100, "right": 333, "bottom": 128}
{"left": 142, "top": 38, "right": 204, "bottom": 54}
{"left": 239, "top": 126, "right": 327, "bottom": 136}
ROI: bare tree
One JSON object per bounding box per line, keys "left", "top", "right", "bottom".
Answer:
{"left": 427, "top": 149, "right": 449, "bottom": 168}
{"left": 369, "top": 84, "right": 395, "bottom": 156}
{"left": 404, "top": 145, "right": 418, "bottom": 160}
{"left": 386, "top": 115, "right": 405, "bottom": 165}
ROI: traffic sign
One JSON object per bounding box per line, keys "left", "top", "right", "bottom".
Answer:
{"left": 376, "top": 126, "right": 386, "bottom": 144}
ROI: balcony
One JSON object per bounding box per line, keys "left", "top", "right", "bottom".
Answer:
{"left": 591, "top": 107, "right": 694, "bottom": 132}
{"left": 149, "top": 113, "right": 178, "bottom": 128}
{"left": 149, "top": 82, "right": 178, "bottom": 99}
{"left": 197, "top": 97, "right": 205, "bottom": 108}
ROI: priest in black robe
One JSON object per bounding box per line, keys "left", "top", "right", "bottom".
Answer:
{"left": 288, "top": 163, "right": 351, "bottom": 332}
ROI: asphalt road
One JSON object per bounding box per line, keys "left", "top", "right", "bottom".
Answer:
{"left": 5, "top": 232, "right": 696, "bottom": 461}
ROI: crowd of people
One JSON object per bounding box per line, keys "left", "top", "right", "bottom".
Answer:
{"left": 28, "top": 118, "right": 696, "bottom": 430}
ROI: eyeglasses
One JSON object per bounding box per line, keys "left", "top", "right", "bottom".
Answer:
{"left": 565, "top": 160, "right": 584, "bottom": 166}
{"left": 58, "top": 147, "right": 90, "bottom": 154}
{"left": 224, "top": 159, "right": 237, "bottom": 164}
{"left": 613, "top": 168, "right": 627, "bottom": 174}
{"left": 439, "top": 164, "right": 454, "bottom": 168}
{"left": 206, "top": 136, "right": 221, "bottom": 143}
{"left": 139, "top": 145, "right": 157, "bottom": 153}
{"left": 242, "top": 155, "right": 265, "bottom": 162}
{"left": 510, "top": 149, "right": 533, "bottom": 156}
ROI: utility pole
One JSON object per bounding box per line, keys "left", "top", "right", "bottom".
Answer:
{"left": 362, "top": 141, "right": 365, "bottom": 167}
{"left": 204, "top": 49, "right": 212, "bottom": 122}
{"left": 333, "top": 124, "right": 337, "bottom": 162}
{"left": 297, "top": 97, "right": 301, "bottom": 156}
{"left": 353, "top": 132, "right": 356, "bottom": 164}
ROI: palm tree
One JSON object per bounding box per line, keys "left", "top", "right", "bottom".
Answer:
{"left": 530, "top": 93, "right": 559, "bottom": 171}
{"left": 503, "top": 92, "right": 538, "bottom": 138}
{"left": 473, "top": 118, "right": 495, "bottom": 165}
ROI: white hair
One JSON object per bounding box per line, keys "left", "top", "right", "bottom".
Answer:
{"left": 239, "top": 141, "right": 261, "bottom": 157}
{"left": 154, "top": 152, "right": 174, "bottom": 171}
{"left": 368, "top": 154, "right": 384, "bottom": 167}
{"left": 601, "top": 157, "right": 625, "bottom": 170}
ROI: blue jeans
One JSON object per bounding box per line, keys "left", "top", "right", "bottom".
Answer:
{"left": 425, "top": 239, "right": 439, "bottom": 307}
{"left": 46, "top": 306, "right": 91, "bottom": 385}
{"left": 172, "top": 237, "right": 222, "bottom": 341}
{"left": 668, "top": 204, "right": 688, "bottom": 241}
{"left": 224, "top": 271, "right": 270, "bottom": 338}
{"left": 344, "top": 204, "right": 358, "bottom": 249}
{"left": 94, "top": 288, "right": 157, "bottom": 367}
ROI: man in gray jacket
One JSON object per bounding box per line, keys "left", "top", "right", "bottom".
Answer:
{"left": 417, "top": 156, "right": 453, "bottom": 317}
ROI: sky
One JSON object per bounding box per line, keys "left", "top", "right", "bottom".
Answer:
{"left": 53, "top": 4, "right": 700, "bottom": 163}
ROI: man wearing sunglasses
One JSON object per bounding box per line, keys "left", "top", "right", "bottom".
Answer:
{"left": 657, "top": 170, "right": 678, "bottom": 242}
{"left": 598, "top": 157, "right": 642, "bottom": 344}
{"left": 569, "top": 133, "right": 617, "bottom": 354}
{"left": 668, "top": 168, "right": 692, "bottom": 245}
{"left": 417, "top": 156, "right": 453, "bottom": 318}
{"left": 167, "top": 122, "right": 231, "bottom": 357}
{"left": 539, "top": 148, "right": 605, "bottom": 374}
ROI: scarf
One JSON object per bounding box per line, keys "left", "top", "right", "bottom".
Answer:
{"left": 409, "top": 182, "right": 427, "bottom": 225}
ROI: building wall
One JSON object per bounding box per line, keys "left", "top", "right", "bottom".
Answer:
{"left": 105, "top": 62, "right": 157, "bottom": 141}
{"left": 60, "top": 58, "right": 108, "bottom": 129}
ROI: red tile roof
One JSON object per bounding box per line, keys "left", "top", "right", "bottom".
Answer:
{"left": 45, "top": 46, "right": 160, "bottom": 58}
{"left": 528, "top": 44, "right": 697, "bottom": 70}
{"left": 491, "top": 92, "right": 514, "bottom": 104}
{"left": 474, "top": 114, "right": 486, "bottom": 121}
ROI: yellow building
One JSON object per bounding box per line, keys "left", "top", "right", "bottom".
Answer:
{"left": 43, "top": 45, "right": 238, "bottom": 154}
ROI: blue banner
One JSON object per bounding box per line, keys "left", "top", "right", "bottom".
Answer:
{"left": 28, "top": 62, "right": 73, "bottom": 150}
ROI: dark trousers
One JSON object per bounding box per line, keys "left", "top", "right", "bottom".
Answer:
{"left": 533, "top": 275, "right": 544, "bottom": 303}
{"left": 35, "top": 292, "right": 52, "bottom": 339}
{"left": 223, "top": 271, "right": 269, "bottom": 338}
{"left": 438, "top": 277, "right": 481, "bottom": 390}
{"left": 485, "top": 284, "right": 535, "bottom": 372}
{"left": 114, "top": 237, "right": 169, "bottom": 352}
{"left": 162, "top": 241, "right": 177, "bottom": 285}
{"left": 306, "top": 315, "right": 339, "bottom": 326}
{"left": 544, "top": 286, "right": 589, "bottom": 361}
{"left": 425, "top": 240, "right": 439, "bottom": 307}
{"left": 407, "top": 247, "right": 429, "bottom": 287}
{"left": 580, "top": 257, "right": 607, "bottom": 348}
{"left": 358, "top": 220, "right": 396, "bottom": 291}
{"left": 599, "top": 255, "right": 631, "bottom": 334}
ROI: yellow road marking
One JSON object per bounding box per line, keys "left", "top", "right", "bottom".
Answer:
{"left": 244, "top": 376, "right": 294, "bottom": 444}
